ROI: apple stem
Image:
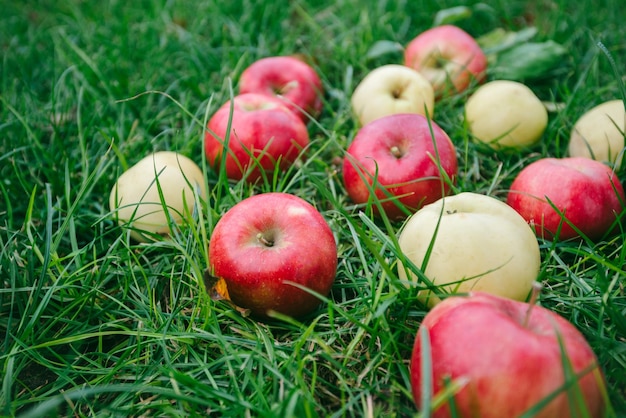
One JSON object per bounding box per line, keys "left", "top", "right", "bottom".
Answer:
{"left": 523, "top": 282, "right": 544, "bottom": 328}
{"left": 256, "top": 232, "right": 274, "bottom": 247}
{"left": 390, "top": 146, "right": 403, "bottom": 158}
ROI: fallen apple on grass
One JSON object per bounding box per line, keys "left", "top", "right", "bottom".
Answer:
{"left": 205, "top": 93, "right": 309, "bottom": 183}
{"left": 109, "top": 151, "right": 205, "bottom": 242}
{"left": 342, "top": 113, "right": 458, "bottom": 220}
{"left": 410, "top": 291, "right": 606, "bottom": 418}
{"left": 239, "top": 55, "right": 323, "bottom": 122}
{"left": 465, "top": 79, "right": 548, "bottom": 150}
{"left": 568, "top": 99, "right": 625, "bottom": 167}
{"left": 208, "top": 192, "right": 337, "bottom": 318}
{"left": 397, "top": 192, "right": 540, "bottom": 307}
{"left": 404, "top": 25, "right": 487, "bottom": 97}
{"left": 351, "top": 64, "right": 435, "bottom": 126}
{"left": 507, "top": 157, "right": 625, "bottom": 241}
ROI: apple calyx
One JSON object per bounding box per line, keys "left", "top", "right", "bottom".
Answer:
{"left": 426, "top": 51, "right": 449, "bottom": 70}
{"left": 391, "top": 87, "right": 404, "bottom": 99}
{"left": 522, "top": 281, "right": 544, "bottom": 328}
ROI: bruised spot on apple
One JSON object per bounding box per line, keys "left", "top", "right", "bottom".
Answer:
{"left": 342, "top": 113, "right": 458, "bottom": 220}
{"left": 507, "top": 157, "right": 625, "bottom": 241}
{"left": 208, "top": 192, "right": 337, "bottom": 319}
{"left": 411, "top": 291, "right": 607, "bottom": 418}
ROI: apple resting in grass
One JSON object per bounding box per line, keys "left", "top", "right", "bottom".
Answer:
{"left": 404, "top": 25, "right": 487, "bottom": 97}
{"left": 109, "top": 151, "right": 205, "bottom": 242}
{"left": 351, "top": 64, "right": 435, "bottom": 126}
{"left": 465, "top": 80, "right": 548, "bottom": 149}
{"left": 205, "top": 93, "right": 309, "bottom": 183}
{"left": 507, "top": 157, "right": 625, "bottom": 241}
{"left": 208, "top": 192, "right": 337, "bottom": 318}
{"left": 239, "top": 55, "right": 323, "bottom": 122}
{"left": 342, "top": 113, "right": 457, "bottom": 220}
{"left": 568, "top": 99, "right": 625, "bottom": 166}
{"left": 410, "top": 291, "right": 606, "bottom": 418}
{"left": 397, "top": 192, "right": 540, "bottom": 307}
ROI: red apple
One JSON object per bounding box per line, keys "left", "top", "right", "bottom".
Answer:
{"left": 506, "top": 157, "right": 625, "bottom": 241}
{"left": 205, "top": 93, "right": 309, "bottom": 183}
{"left": 411, "top": 291, "right": 606, "bottom": 418}
{"left": 342, "top": 113, "right": 458, "bottom": 220}
{"left": 208, "top": 192, "right": 337, "bottom": 318}
{"left": 404, "top": 25, "right": 487, "bottom": 97}
{"left": 239, "top": 55, "right": 323, "bottom": 122}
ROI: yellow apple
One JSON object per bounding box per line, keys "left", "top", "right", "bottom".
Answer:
{"left": 397, "top": 192, "right": 540, "bottom": 307}
{"left": 568, "top": 99, "right": 625, "bottom": 166}
{"left": 109, "top": 151, "right": 206, "bottom": 242}
{"left": 351, "top": 64, "right": 435, "bottom": 126}
{"left": 465, "top": 80, "right": 548, "bottom": 149}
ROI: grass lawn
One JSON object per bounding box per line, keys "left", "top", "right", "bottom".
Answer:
{"left": 1, "top": 0, "right": 625, "bottom": 416}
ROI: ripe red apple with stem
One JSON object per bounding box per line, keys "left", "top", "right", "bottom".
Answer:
{"left": 208, "top": 192, "right": 337, "bottom": 318}
{"left": 404, "top": 25, "right": 487, "bottom": 97}
{"left": 506, "top": 157, "right": 625, "bottom": 241}
{"left": 411, "top": 290, "right": 606, "bottom": 418}
{"left": 205, "top": 93, "right": 309, "bottom": 183}
{"left": 342, "top": 113, "right": 458, "bottom": 220}
{"left": 239, "top": 55, "right": 323, "bottom": 122}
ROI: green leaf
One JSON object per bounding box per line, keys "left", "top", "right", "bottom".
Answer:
{"left": 365, "top": 40, "right": 404, "bottom": 60}
{"left": 433, "top": 6, "right": 472, "bottom": 26}
{"left": 478, "top": 27, "right": 538, "bottom": 55}
{"left": 490, "top": 41, "right": 569, "bottom": 81}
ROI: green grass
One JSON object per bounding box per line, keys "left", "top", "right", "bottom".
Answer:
{"left": 1, "top": 0, "right": 625, "bottom": 416}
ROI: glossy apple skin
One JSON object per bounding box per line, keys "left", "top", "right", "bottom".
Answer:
{"left": 208, "top": 192, "right": 337, "bottom": 318}
{"left": 411, "top": 292, "right": 606, "bottom": 418}
{"left": 239, "top": 56, "right": 323, "bottom": 122}
{"left": 506, "top": 157, "right": 625, "bottom": 241}
{"left": 404, "top": 25, "right": 487, "bottom": 97}
{"left": 342, "top": 113, "right": 458, "bottom": 220}
{"left": 205, "top": 93, "right": 309, "bottom": 183}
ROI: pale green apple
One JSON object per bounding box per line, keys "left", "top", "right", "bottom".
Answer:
{"left": 351, "top": 64, "right": 435, "bottom": 126}
{"left": 465, "top": 80, "right": 548, "bottom": 149}
{"left": 568, "top": 99, "right": 625, "bottom": 166}
{"left": 397, "top": 192, "right": 540, "bottom": 307}
{"left": 109, "top": 151, "right": 206, "bottom": 242}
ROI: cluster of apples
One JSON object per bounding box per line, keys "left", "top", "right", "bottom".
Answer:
{"left": 108, "top": 55, "right": 339, "bottom": 318}
{"left": 350, "top": 24, "right": 619, "bottom": 417}
{"left": 105, "top": 23, "right": 624, "bottom": 417}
